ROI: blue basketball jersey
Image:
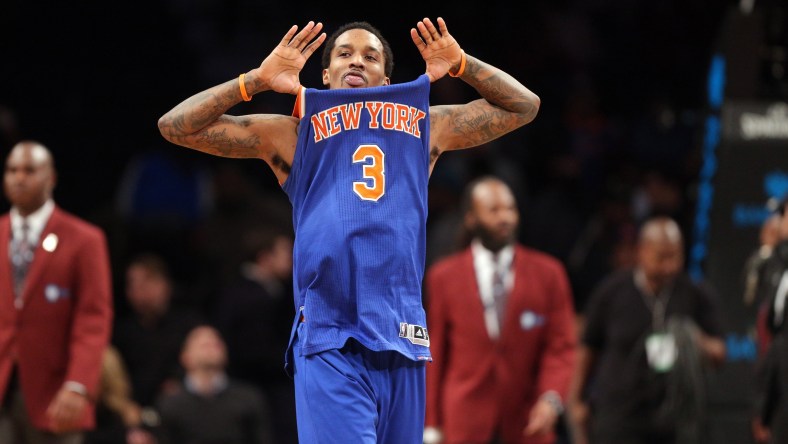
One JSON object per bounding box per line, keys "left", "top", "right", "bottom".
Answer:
{"left": 283, "top": 74, "right": 432, "bottom": 362}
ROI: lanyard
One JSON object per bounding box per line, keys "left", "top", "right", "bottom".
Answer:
{"left": 635, "top": 270, "right": 674, "bottom": 332}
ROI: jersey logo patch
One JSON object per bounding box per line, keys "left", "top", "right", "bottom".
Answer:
{"left": 399, "top": 322, "right": 430, "bottom": 347}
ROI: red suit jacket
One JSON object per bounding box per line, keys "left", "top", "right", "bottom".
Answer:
{"left": 425, "top": 245, "right": 576, "bottom": 444}
{"left": 0, "top": 206, "right": 112, "bottom": 431}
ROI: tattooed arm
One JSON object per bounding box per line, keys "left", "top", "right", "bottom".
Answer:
{"left": 157, "top": 21, "right": 326, "bottom": 183}
{"left": 427, "top": 55, "right": 540, "bottom": 168}
{"left": 410, "top": 18, "right": 540, "bottom": 173}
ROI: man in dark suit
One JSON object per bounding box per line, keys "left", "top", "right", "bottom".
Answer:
{"left": 0, "top": 141, "right": 113, "bottom": 443}
{"left": 755, "top": 196, "right": 788, "bottom": 444}
{"left": 424, "top": 176, "right": 577, "bottom": 444}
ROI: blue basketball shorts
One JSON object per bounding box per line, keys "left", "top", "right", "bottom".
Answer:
{"left": 292, "top": 323, "right": 426, "bottom": 444}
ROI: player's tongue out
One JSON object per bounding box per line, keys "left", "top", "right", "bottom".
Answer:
{"left": 344, "top": 73, "right": 365, "bottom": 86}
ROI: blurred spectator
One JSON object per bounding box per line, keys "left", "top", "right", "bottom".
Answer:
{"left": 562, "top": 79, "right": 622, "bottom": 207}
{"left": 214, "top": 226, "right": 297, "bottom": 443}
{"left": 425, "top": 160, "right": 469, "bottom": 267}
{"left": 112, "top": 253, "right": 204, "bottom": 408}
{"left": 753, "top": 197, "right": 788, "bottom": 444}
{"left": 744, "top": 214, "right": 782, "bottom": 308}
{"left": 746, "top": 212, "right": 782, "bottom": 443}
{"left": 194, "top": 161, "right": 293, "bottom": 312}
{"left": 424, "top": 176, "right": 577, "bottom": 444}
{"left": 568, "top": 216, "right": 726, "bottom": 444}
{"left": 114, "top": 148, "right": 214, "bottom": 294}
{"left": 84, "top": 346, "right": 156, "bottom": 444}
{"left": 155, "top": 325, "right": 273, "bottom": 444}
{"left": 521, "top": 153, "right": 586, "bottom": 265}
{"left": 0, "top": 141, "right": 113, "bottom": 442}
{"left": 115, "top": 148, "right": 213, "bottom": 235}
{"left": 566, "top": 180, "right": 637, "bottom": 313}
{"left": 630, "top": 170, "right": 686, "bottom": 229}
{"left": 629, "top": 99, "right": 696, "bottom": 180}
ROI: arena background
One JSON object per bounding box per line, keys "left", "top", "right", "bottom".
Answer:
{"left": 2, "top": 1, "right": 787, "bottom": 443}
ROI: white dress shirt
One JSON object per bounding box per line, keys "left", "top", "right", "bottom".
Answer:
{"left": 10, "top": 199, "right": 55, "bottom": 246}
{"left": 471, "top": 239, "right": 515, "bottom": 339}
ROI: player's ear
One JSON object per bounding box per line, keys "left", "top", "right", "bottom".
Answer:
{"left": 322, "top": 69, "right": 330, "bottom": 86}
{"left": 383, "top": 77, "right": 390, "bottom": 86}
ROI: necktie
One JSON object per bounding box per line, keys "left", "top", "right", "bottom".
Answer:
{"left": 11, "top": 221, "right": 34, "bottom": 301}
{"left": 492, "top": 255, "right": 508, "bottom": 331}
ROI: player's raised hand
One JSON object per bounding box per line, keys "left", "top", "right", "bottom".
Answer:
{"left": 410, "top": 17, "right": 464, "bottom": 82}
{"left": 255, "top": 21, "right": 326, "bottom": 94}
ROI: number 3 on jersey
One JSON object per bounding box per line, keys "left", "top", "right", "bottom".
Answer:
{"left": 352, "top": 145, "right": 385, "bottom": 201}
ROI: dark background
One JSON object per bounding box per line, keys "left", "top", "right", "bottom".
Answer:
{"left": 0, "top": 0, "right": 732, "bottom": 214}
{"left": 1, "top": 0, "right": 740, "bottom": 276}
{"left": 3, "top": 1, "right": 788, "bottom": 443}
{"left": 3, "top": 0, "right": 786, "bottom": 321}
{"left": 4, "top": 0, "right": 785, "bottom": 319}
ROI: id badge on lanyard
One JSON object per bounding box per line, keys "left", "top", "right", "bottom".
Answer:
{"left": 646, "top": 331, "right": 677, "bottom": 372}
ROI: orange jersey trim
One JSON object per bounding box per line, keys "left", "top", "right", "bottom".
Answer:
{"left": 291, "top": 86, "right": 305, "bottom": 118}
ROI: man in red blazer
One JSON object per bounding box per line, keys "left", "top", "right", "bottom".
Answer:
{"left": 0, "top": 141, "right": 113, "bottom": 443}
{"left": 424, "top": 176, "right": 577, "bottom": 444}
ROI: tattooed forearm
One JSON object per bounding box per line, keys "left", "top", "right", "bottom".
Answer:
{"left": 427, "top": 55, "right": 541, "bottom": 159}
{"left": 156, "top": 76, "right": 281, "bottom": 160}
{"left": 194, "top": 127, "right": 261, "bottom": 158}
{"left": 159, "top": 79, "right": 243, "bottom": 136}
{"left": 187, "top": 91, "right": 239, "bottom": 130}
{"left": 430, "top": 102, "right": 521, "bottom": 151}
{"left": 461, "top": 55, "right": 540, "bottom": 122}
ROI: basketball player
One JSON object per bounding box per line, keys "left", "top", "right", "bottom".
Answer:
{"left": 158, "top": 17, "right": 540, "bottom": 443}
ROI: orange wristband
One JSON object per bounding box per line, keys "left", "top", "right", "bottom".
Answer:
{"left": 448, "top": 51, "right": 466, "bottom": 78}
{"left": 239, "top": 73, "right": 252, "bottom": 102}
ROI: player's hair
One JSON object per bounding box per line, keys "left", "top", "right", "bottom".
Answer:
{"left": 321, "top": 21, "right": 394, "bottom": 77}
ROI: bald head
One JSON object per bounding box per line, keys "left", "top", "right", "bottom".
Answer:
{"left": 4, "top": 141, "right": 56, "bottom": 216}
{"left": 10, "top": 141, "right": 53, "bottom": 165}
{"left": 638, "top": 216, "right": 683, "bottom": 246}
{"left": 637, "top": 217, "right": 684, "bottom": 294}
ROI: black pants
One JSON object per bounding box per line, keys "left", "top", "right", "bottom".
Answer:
{"left": 0, "top": 366, "right": 83, "bottom": 444}
{"left": 591, "top": 411, "right": 676, "bottom": 444}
